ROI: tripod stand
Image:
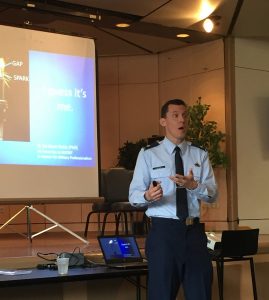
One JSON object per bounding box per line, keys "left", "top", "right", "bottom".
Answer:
{"left": 0, "top": 198, "right": 104, "bottom": 244}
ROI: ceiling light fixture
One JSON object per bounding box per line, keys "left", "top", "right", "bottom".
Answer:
{"left": 89, "top": 14, "right": 101, "bottom": 21}
{"left": 202, "top": 15, "right": 221, "bottom": 33}
{"left": 203, "top": 18, "right": 214, "bottom": 32}
{"left": 115, "top": 23, "right": 130, "bottom": 28}
{"left": 176, "top": 33, "right": 190, "bottom": 38}
{"left": 26, "top": 3, "right": 36, "bottom": 8}
{"left": 24, "top": 20, "right": 32, "bottom": 25}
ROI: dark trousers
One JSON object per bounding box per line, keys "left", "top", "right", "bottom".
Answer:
{"left": 145, "top": 217, "right": 212, "bottom": 300}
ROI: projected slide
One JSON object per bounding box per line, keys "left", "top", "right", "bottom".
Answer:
{"left": 0, "top": 25, "right": 98, "bottom": 199}
{"left": 0, "top": 50, "right": 96, "bottom": 167}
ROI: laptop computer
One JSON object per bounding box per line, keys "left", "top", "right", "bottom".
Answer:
{"left": 98, "top": 235, "right": 148, "bottom": 269}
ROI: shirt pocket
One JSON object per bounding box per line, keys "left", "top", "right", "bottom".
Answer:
{"left": 150, "top": 168, "right": 172, "bottom": 194}
{"left": 150, "top": 168, "right": 171, "bottom": 180}
{"left": 192, "top": 170, "right": 201, "bottom": 183}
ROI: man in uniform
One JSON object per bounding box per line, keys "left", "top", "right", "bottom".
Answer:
{"left": 129, "top": 99, "right": 218, "bottom": 300}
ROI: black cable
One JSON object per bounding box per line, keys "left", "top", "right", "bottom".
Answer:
{"left": 37, "top": 247, "right": 104, "bottom": 269}
{"left": 37, "top": 252, "right": 58, "bottom": 262}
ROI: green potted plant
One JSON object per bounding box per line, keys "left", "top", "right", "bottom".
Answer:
{"left": 187, "top": 97, "right": 228, "bottom": 168}
{"left": 116, "top": 138, "right": 149, "bottom": 170}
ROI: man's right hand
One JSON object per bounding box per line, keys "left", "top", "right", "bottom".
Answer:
{"left": 144, "top": 181, "right": 163, "bottom": 202}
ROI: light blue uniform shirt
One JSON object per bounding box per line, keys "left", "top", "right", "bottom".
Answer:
{"left": 129, "top": 137, "right": 218, "bottom": 219}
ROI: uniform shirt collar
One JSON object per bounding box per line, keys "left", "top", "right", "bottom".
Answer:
{"left": 163, "top": 137, "right": 188, "bottom": 155}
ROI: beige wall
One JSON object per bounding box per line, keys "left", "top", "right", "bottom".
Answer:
{"left": 159, "top": 39, "right": 225, "bottom": 135}
{"left": 235, "top": 38, "right": 269, "bottom": 233}
{"left": 99, "top": 39, "right": 226, "bottom": 168}
{"left": 98, "top": 55, "right": 160, "bottom": 169}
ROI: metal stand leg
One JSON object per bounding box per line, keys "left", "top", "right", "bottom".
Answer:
{"left": 29, "top": 206, "right": 89, "bottom": 244}
{"left": 0, "top": 205, "right": 89, "bottom": 244}
{"left": 26, "top": 206, "right": 32, "bottom": 242}
{"left": 0, "top": 206, "right": 27, "bottom": 232}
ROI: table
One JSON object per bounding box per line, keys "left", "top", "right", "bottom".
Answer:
{"left": 0, "top": 266, "right": 148, "bottom": 300}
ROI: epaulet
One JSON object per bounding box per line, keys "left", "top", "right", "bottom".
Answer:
{"left": 144, "top": 141, "right": 160, "bottom": 151}
{"left": 190, "top": 143, "right": 207, "bottom": 152}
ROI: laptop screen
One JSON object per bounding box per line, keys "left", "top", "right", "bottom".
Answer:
{"left": 98, "top": 235, "right": 143, "bottom": 264}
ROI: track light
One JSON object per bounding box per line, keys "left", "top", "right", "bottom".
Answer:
{"left": 203, "top": 18, "right": 214, "bottom": 33}
{"left": 202, "top": 15, "right": 221, "bottom": 33}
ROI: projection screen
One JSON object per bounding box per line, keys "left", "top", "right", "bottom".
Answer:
{"left": 0, "top": 25, "right": 99, "bottom": 199}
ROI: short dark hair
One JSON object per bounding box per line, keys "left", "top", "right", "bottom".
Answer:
{"left": 161, "top": 99, "right": 186, "bottom": 118}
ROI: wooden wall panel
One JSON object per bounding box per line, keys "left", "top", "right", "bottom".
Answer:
{"left": 98, "top": 85, "right": 120, "bottom": 169}
{"left": 119, "top": 83, "right": 160, "bottom": 144}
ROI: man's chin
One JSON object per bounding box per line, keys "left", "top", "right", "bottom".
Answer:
{"left": 175, "top": 135, "right": 186, "bottom": 143}
{"left": 177, "top": 132, "right": 186, "bottom": 139}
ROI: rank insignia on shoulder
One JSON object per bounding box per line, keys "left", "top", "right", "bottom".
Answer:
{"left": 191, "top": 143, "right": 206, "bottom": 152}
{"left": 144, "top": 141, "right": 160, "bottom": 151}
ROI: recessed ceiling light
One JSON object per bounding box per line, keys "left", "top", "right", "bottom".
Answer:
{"left": 176, "top": 33, "right": 190, "bottom": 38}
{"left": 115, "top": 23, "right": 130, "bottom": 28}
{"left": 26, "top": 3, "right": 35, "bottom": 8}
{"left": 24, "top": 20, "right": 32, "bottom": 25}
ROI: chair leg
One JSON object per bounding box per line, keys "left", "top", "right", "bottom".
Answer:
{"left": 143, "top": 213, "right": 150, "bottom": 234}
{"left": 249, "top": 257, "right": 258, "bottom": 300}
{"left": 101, "top": 212, "right": 110, "bottom": 235}
{"left": 97, "top": 213, "right": 101, "bottom": 234}
{"left": 115, "top": 212, "right": 129, "bottom": 235}
{"left": 84, "top": 212, "right": 94, "bottom": 238}
{"left": 115, "top": 212, "right": 121, "bottom": 235}
{"left": 123, "top": 211, "right": 129, "bottom": 235}
{"left": 129, "top": 212, "right": 134, "bottom": 234}
{"left": 215, "top": 259, "right": 224, "bottom": 300}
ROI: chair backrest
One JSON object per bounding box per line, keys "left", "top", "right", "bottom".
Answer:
{"left": 220, "top": 229, "right": 259, "bottom": 257}
{"left": 101, "top": 168, "right": 133, "bottom": 203}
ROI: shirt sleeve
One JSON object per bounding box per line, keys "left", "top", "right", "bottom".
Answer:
{"left": 129, "top": 149, "right": 151, "bottom": 207}
{"left": 188, "top": 151, "right": 218, "bottom": 203}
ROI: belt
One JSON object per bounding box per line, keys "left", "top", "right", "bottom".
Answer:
{"left": 179, "top": 217, "right": 200, "bottom": 226}
{"left": 151, "top": 216, "right": 200, "bottom": 226}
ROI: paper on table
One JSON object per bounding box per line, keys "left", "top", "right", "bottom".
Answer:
{"left": 0, "top": 269, "right": 32, "bottom": 275}
{"left": 206, "top": 232, "right": 221, "bottom": 250}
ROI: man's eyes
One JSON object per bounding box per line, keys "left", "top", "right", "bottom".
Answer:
{"left": 171, "top": 113, "right": 187, "bottom": 119}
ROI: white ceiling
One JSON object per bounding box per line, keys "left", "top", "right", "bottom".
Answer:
{"left": 0, "top": 0, "right": 268, "bottom": 56}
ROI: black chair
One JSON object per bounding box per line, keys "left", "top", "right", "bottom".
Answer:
{"left": 211, "top": 228, "right": 259, "bottom": 300}
{"left": 84, "top": 168, "right": 147, "bottom": 237}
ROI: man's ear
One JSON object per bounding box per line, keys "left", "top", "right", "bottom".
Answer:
{"left": 160, "top": 118, "right": 166, "bottom": 127}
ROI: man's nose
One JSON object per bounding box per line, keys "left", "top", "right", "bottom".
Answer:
{"left": 177, "top": 116, "right": 184, "bottom": 122}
